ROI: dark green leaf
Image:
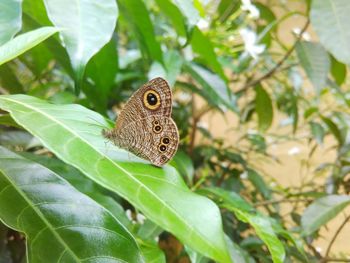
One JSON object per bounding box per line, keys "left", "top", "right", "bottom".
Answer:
{"left": 255, "top": 84, "right": 273, "bottom": 132}
{"left": 321, "top": 115, "right": 343, "bottom": 145}
{"left": 118, "top": 0, "right": 162, "bottom": 62}
{"left": 309, "top": 122, "right": 325, "bottom": 145}
{"left": 0, "top": 146, "right": 143, "bottom": 262}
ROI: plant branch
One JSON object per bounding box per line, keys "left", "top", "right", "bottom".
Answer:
{"left": 237, "top": 18, "right": 310, "bottom": 93}
{"left": 323, "top": 214, "right": 350, "bottom": 261}
{"left": 254, "top": 197, "right": 313, "bottom": 207}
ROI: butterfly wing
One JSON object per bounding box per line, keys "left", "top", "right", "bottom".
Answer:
{"left": 115, "top": 77, "right": 172, "bottom": 131}
{"left": 115, "top": 115, "right": 179, "bottom": 166}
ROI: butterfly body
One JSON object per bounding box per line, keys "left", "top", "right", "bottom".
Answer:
{"left": 103, "top": 78, "right": 179, "bottom": 166}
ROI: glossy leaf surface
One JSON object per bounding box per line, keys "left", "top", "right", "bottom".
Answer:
{"left": 0, "top": 146, "right": 143, "bottom": 262}
{"left": 0, "top": 94, "right": 231, "bottom": 263}
{"left": 0, "top": 27, "right": 58, "bottom": 66}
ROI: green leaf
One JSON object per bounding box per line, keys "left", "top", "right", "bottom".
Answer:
{"left": 0, "top": 27, "right": 58, "bottom": 66}
{"left": 199, "top": 187, "right": 285, "bottom": 263}
{"left": 184, "top": 62, "right": 237, "bottom": 112}
{"left": 118, "top": 0, "right": 162, "bottom": 63}
{"left": 139, "top": 240, "right": 165, "bottom": 263}
{"left": 164, "top": 50, "right": 183, "bottom": 86}
{"left": 321, "top": 115, "right": 343, "bottom": 145}
{"left": 43, "top": 0, "right": 118, "bottom": 93}
{"left": 0, "top": 64, "right": 24, "bottom": 93}
{"left": 309, "top": 122, "right": 325, "bottom": 145}
{"left": 247, "top": 169, "right": 271, "bottom": 199}
{"left": 0, "top": 146, "right": 143, "bottom": 262}
{"left": 0, "top": 0, "right": 22, "bottom": 45}
{"left": 330, "top": 56, "right": 347, "bottom": 86}
{"left": 172, "top": 0, "right": 200, "bottom": 29}
{"left": 85, "top": 38, "right": 119, "bottom": 113}
{"left": 191, "top": 27, "right": 227, "bottom": 81}
{"left": 301, "top": 195, "right": 350, "bottom": 235}
{"left": 0, "top": 94, "right": 231, "bottom": 263}
{"left": 155, "top": 0, "right": 187, "bottom": 37}
{"left": 215, "top": 0, "right": 240, "bottom": 23}
{"left": 170, "top": 150, "right": 194, "bottom": 185}
{"left": 255, "top": 84, "right": 273, "bottom": 132}
{"left": 295, "top": 41, "right": 330, "bottom": 93}
{"left": 311, "top": 0, "right": 350, "bottom": 64}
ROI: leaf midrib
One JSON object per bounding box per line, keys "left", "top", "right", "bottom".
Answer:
{"left": 0, "top": 167, "right": 82, "bottom": 262}
{"left": 1, "top": 96, "right": 220, "bottom": 258}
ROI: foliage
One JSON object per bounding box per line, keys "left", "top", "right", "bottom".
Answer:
{"left": 0, "top": 0, "right": 350, "bottom": 262}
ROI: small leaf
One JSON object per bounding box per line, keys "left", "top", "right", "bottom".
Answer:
{"left": 43, "top": 0, "right": 118, "bottom": 93}
{"left": 301, "top": 195, "right": 350, "bottom": 235}
{"left": 309, "top": 122, "right": 325, "bottom": 145}
{"left": 0, "top": 27, "right": 58, "bottom": 66}
{"left": 184, "top": 62, "right": 237, "bottom": 112}
{"left": 311, "top": 0, "right": 350, "bottom": 64}
{"left": 330, "top": 55, "right": 347, "bottom": 86}
{"left": 255, "top": 84, "right": 273, "bottom": 132}
{"left": 321, "top": 115, "right": 343, "bottom": 145}
{"left": 295, "top": 41, "right": 330, "bottom": 93}
{"left": 0, "top": 146, "right": 143, "bottom": 262}
{"left": 0, "top": 0, "right": 22, "bottom": 45}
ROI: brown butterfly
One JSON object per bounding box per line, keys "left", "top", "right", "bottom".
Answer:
{"left": 102, "top": 77, "right": 179, "bottom": 166}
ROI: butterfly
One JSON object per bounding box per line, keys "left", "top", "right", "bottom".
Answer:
{"left": 102, "top": 77, "right": 179, "bottom": 166}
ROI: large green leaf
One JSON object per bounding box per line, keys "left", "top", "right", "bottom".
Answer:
{"left": 301, "top": 195, "right": 350, "bottom": 235}
{"left": 43, "top": 0, "right": 118, "bottom": 93}
{"left": 0, "top": 94, "right": 231, "bottom": 263}
{"left": 118, "top": 0, "right": 162, "bottom": 63}
{"left": 0, "top": 146, "right": 143, "bottom": 262}
{"left": 0, "top": 0, "right": 22, "bottom": 45}
{"left": 295, "top": 41, "right": 330, "bottom": 93}
{"left": 199, "top": 188, "right": 285, "bottom": 263}
{"left": 0, "top": 27, "right": 58, "bottom": 66}
{"left": 311, "top": 0, "right": 350, "bottom": 64}
{"left": 255, "top": 84, "right": 273, "bottom": 132}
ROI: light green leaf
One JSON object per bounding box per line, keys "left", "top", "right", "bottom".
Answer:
{"left": 301, "top": 195, "right": 350, "bottom": 235}
{"left": 0, "top": 27, "right": 58, "bottom": 66}
{"left": 311, "top": 0, "right": 350, "bottom": 64}
{"left": 43, "top": 0, "right": 118, "bottom": 93}
{"left": 172, "top": 0, "right": 200, "bottom": 28}
{"left": 118, "top": 0, "right": 162, "bottom": 63}
{"left": 191, "top": 27, "right": 227, "bottom": 81}
{"left": 330, "top": 56, "right": 347, "bottom": 86}
{"left": 199, "top": 187, "right": 285, "bottom": 263}
{"left": 0, "top": 94, "right": 231, "bottom": 263}
{"left": 184, "top": 62, "right": 237, "bottom": 112}
{"left": 255, "top": 84, "right": 273, "bottom": 132}
{"left": 296, "top": 41, "right": 330, "bottom": 93}
{"left": 0, "top": 146, "right": 143, "bottom": 262}
{"left": 139, "top": 240, "right": 165, "bottom": 263}
{"left": 0, "top": 0, "right": 22, "bottom": 45}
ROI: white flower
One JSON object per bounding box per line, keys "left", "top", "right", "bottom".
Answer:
{"left": 125, "top": 209, "right": 133, "bottom": 221}
{"left": 288, "top": 146, "right": 300, "bottom": 156}
{"left": 136, "top": 213, "right": 146, "bottom": 224}
{"left": 241, "top": 0, "right": 260, "bottom": 19}
{"left": 197, "top": 18, "right": 209, "bottom": 30}
{"left": 240, "top": 171, "right": 248, "bottom": 179}
{"left": 315, "top": 247, "right": 322, "bottom": 253}
{"left": 292, "top": 27, "right": 311, "bottom": 41}
{"left": 239, "top": 28, "right": 265, "bottom": 60}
